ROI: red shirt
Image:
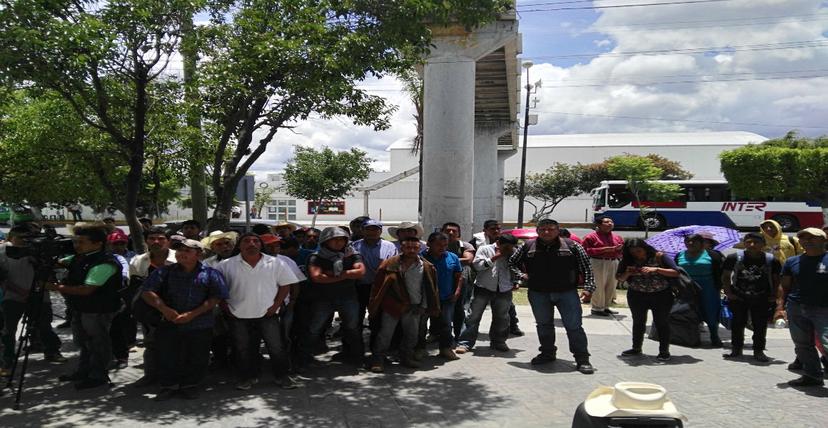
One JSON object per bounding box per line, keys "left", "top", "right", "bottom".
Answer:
{"left": 582, "top": 231, "right": 624, "bottom": 259}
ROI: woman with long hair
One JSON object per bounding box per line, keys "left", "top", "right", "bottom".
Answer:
{"left": 676, "top": 233, "right": 724, "bottom": 347}
{"left": 616, "top": 239, "right": 680, "bottom": 361}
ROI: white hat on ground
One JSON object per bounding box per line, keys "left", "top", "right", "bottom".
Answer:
{"left": 583, "top": 382, "right": 686, "bottom": 420}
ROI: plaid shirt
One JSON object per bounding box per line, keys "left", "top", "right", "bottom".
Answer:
{"left": 142, "top": 262, "right": 229, "bottom": 331}
{"left": 509, "top": 238, "right": 596, "bottom": 293}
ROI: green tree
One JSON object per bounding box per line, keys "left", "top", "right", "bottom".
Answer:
{"left": 504, "top": 163, "right": 583, "bottom": 222}
{"left": 720, "top": 132, "right": 828, "bottom": 209}
{"left": 253, "top": 186, "right": 277, "bottom": 220}
{"left": 606, "top": 155, "right": 681, "bottom": 237}
{"left": 282, "top": 146, "right": 372, "bottom": 228}
{"left": 196, "top": 0, "right": 510, "bottom": 231}
{"left": 578, "top": 154, "right": 692, "bottom": 194}
{"left": 0, "top": 1, "right": 202, "bottom": 252}
{"left": 0, "top": 89, "right": 186, "bottom": 218}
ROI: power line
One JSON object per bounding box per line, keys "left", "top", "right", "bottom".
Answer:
{"left": 544, "top": 73, "right": 828, "bottom": 88}
{"left": 569, "top": 15, "right": 828, "bottom": 34}
{"left": 550, "top": 68, "right": 828, "bottom": 83}
{"left": 518, "top": 0, "right": 734, "bottom": 13}
{"left": 533, "top": 39, "right": 828, "bottom": 60}
{"left": 533, "top": 111, "right": 828, "bottom": 129}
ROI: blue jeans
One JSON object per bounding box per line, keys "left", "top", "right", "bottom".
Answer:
{"left": 788, "top": 301, "right": 828, "bottom": 379}
{"left": 458, "top": 288, "right": 512, "bottom": 349}
{"left": 528, "top": 289, "right": 590, "bottom": 362}
{"left": 71, "top": 312, "right": 116, "bottom": 381}
{"left": 303, "top": 296, "right": 364, "bottom": 360}
{"left": 229, "top": 314, "right": 289, "bottom": 380}
{"left": 438, "top": 299, "right": 456, "bottom": 349}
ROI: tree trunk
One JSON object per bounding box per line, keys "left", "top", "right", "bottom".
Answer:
{"left": 208, "top": 184, "right": 235, "bottom": 233}
{"left": 311, "top": 199, "right": 320, "bottom": 228}
{"left": 127, "top": 75, "right": 148, "bottom": 254}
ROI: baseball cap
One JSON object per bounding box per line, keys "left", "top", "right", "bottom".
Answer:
{"left": 107, "top": 230, "right": 129, "bottom": 244}
{"left": 172, "top": 238, "right": 204, "bottom": 251}
{"left": 260, "top": 233, "right": 281, "bottom": 245}
{"left": 363, "top": 219, "right": 383, "bottom": 229}
{"left": 797, "top": 227, "right": 827, "bottom": 239}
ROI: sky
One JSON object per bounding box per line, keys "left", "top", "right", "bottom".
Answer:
{"left": 244, "top": 0, "right": 828, "bottom": 176}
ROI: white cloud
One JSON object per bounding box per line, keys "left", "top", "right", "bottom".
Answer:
{"left": 528, "top": 0, "right": 828, "bottom": 138}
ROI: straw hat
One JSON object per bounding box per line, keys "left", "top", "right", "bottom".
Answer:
{"left": 273, "top": 222, "right": 298, "bottom": 233}
{"left": 200, "top": 230, "right": 239, "bottom": 248}
{"left": 387, "top": 222, "right": 424, "bottom": 238}
{"left": 583, "top": 382, "right": 685, "bottom": 420}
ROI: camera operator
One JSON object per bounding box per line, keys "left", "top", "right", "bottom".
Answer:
{"left": 47, "top": 223, "right": 122, "bottom": 390}
{"left": 0, "top": 226, "right": 68, "bottom": 376}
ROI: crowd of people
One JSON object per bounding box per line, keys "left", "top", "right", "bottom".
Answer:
{"left": 0, "top": 215, "right": 826, "bottom": 403}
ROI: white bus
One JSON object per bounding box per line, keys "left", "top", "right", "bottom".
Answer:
{"left": 591, "top": 180, "right": 824, "bottom": 231}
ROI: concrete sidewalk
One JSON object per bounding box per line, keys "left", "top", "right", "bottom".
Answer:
{"left": 0, "top": 305, "right": 824, "bottom": 427}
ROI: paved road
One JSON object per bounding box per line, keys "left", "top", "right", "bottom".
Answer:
{"left": 0, "top": 305, "right": 823, "bottom": 427}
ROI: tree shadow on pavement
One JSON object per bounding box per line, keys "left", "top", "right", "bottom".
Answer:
{"left": 616, "top": 354, "right": 703, "bottom": 367}
{"left": 0, "top": 355, "right": 513, "bottom": 427}
{"left": 506, "top": 359, "right": 580, "bottom": 374}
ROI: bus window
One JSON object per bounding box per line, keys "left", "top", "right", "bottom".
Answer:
{"left": 608, "top": 189, "right": 634, "bottom": 208}
{"left": 593, "top": 188, "right": 607, "bottom": 210}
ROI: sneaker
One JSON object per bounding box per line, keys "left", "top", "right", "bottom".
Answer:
{"left": 154, "top": 388, "right": 177, "bottom": 402}
{"left": 788, "top": 359, "right": 803, "bottom": 371}
{"left": 277, "top": 375, "right": 300, "bottom": 390}
{"left": 58, "top": 372, "right": 85, "bottom": 382}
{"left": 590, "top": 310, "right": 610, "bottom": 317}
{"left": 723, "top": 349, "right": 743, "bottom": 359}
{"left": 604, "top": 308, "right": 619, "bottom": 315}
{"left": 132, "top": 376, "right": 158, "bottom": 388}
{"left": 439, "top": 348, "right": 460, "bottom": 360}
{"left": 74, "top": 378, "right": 110, "bottom": 390}
{"left": 491, "top": 343, "right": 510, "bottom": 352}
{"left": 413, "top": 348, "right": 428, "bottom": 361}
{"left": 621, "top": 348, "right": 642, "bottom": 357}
{"left": 753, "top": 352, "right": 770, "bottom": 363}
{"left": 576, "top": 362, "right": 595, "bottom": 374}
{"left": 44, "top": 353, "right": 68, "bottom": 364}
{"left": 454, "top": 345, "right": 470, "bottom": 354}
{"left": 179, "top": 387, "right": 200, "bottom": 400}
{"left": 656, "top": 353, "right": 671, "bottom": 362}
{"left": 509, "top": 327, "right": 525, "bottom": 337}
{"left": 531, "top": 353, "right": 557, "bottom": 365}
{"left": 235, "top": 378, "right": 259, "bottom": 391}
{"left": 787, "top": 375, "right": 824, "bottom": 387}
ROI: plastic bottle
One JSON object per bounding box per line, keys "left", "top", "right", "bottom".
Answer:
{"left": 775, "top": 319, "right": 787, "bottom": 329}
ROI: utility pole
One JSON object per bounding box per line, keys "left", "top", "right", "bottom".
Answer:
{"left": 516, "top": 60, "right": 533, "bottom": 228}
{"left": 182, "top": 15, "right": 208, "bottom": 226}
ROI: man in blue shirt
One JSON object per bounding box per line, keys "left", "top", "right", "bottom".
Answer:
{"left": 141, "top": 239, "right": 229, "bottom": 400}
{"left": 352, "top": 219, "right": 397, "bottom": 338}
{"left": 422, "top": 232, "right": 463, "bottom": 360}
{"left": 780, "top": 228, "right": 828, "bottom": 387}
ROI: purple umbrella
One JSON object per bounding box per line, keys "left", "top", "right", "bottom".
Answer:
{"left": 646, "top": 225, "right": 741, "bottom": 258}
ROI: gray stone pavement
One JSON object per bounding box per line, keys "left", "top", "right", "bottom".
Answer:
{"left": 1, "top": 305, "right": 825, "bottom": 427}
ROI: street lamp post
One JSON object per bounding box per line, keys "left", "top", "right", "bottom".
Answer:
{"left": 516, "top": 60, "right": 533, "bottom": 228}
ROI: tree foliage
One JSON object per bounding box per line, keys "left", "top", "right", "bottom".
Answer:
{"left": 606, "top": 155, "right": 681, "bottom": 237}
{"left": 504, "top": 163, "right": 583, "bottom": 222}
{"left": 578, "top": 154, "right": 692, "bottom": 194}
{"left": 720, "top": 132, "right": 828, "bottom": 205}
{"left": 196, "top": 0, "right": 510, "bottom": 231}
{"left": 282, "top": 146, "right": 372, "bottom": 227}
{"left": 0, "top": 0, "right": 203, "bottom": 252}
{"left": 0, "top": 89, "right": 186, "bottom": 217}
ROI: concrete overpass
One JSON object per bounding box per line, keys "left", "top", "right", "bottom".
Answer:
{"left": 421, "top": 8, "right": 522, "bottom": 236}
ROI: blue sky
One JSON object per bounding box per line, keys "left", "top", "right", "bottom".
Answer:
{"left": 238, "top": 0, "right": 828, "bottom": 174}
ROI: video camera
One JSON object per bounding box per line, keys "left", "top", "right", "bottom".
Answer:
{"left": 5, "top": 229, "right": 74, "bottom": 281}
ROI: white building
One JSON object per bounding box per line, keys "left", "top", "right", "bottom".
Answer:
{"left": 261, "top": 131, "right": 767, "bottom": 226}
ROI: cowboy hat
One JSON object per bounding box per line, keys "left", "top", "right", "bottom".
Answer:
{"left": 273, "top": 222, "right": 298, "bottom": 232}
{"left": 583, "top": 382, "right": 686, "bottom": 420}
{"left": 388, "top": 222, "right": 424, "bottom": 238}
{"left": 200, "top": 230, "right": 239, "bottom": 248}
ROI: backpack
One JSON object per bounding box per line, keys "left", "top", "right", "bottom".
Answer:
{"left": 733, "top": 250, "right": 774, "bottom": 294}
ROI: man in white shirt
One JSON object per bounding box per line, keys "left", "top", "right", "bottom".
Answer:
{"left": 216, "top": 233, "right": 304, "bottom": 390}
